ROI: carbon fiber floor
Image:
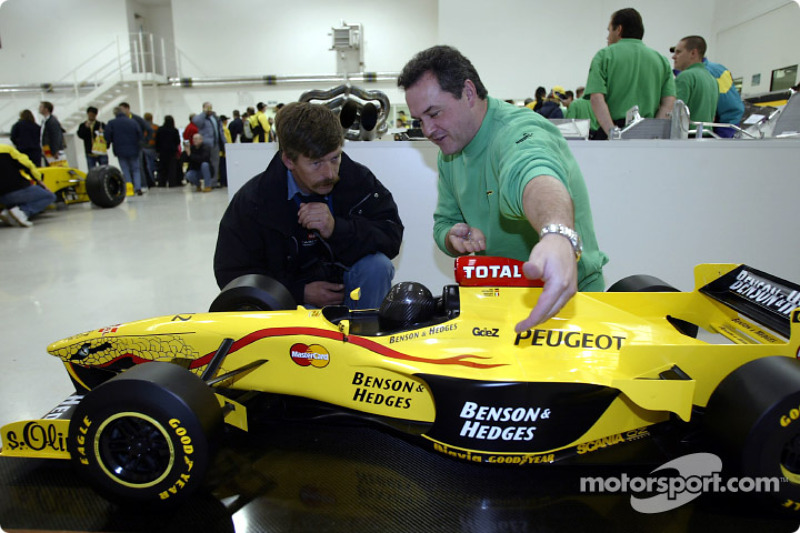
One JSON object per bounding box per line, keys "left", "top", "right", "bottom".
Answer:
{"left": 1, "top": 419, "right": 799, "bottom": 533}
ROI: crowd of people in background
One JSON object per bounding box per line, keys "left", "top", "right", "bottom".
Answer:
{"left": 3, "top": 6, "right": 796, "bottom": 231}
{"left": 7, "top": 99, "right": 285, "bottom": 198}
{"left": 514, "top": 8, "right": 748, "bottom": 140}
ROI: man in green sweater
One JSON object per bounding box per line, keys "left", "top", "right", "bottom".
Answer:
{"left": 398, "top": 45, "right": 608, "bottom": 333}
{"left": 671, "top": 36, "right": 719, "bottom": 124}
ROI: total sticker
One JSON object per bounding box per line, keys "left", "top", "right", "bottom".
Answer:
{"left": 290, "top": 343, "right": 330, "bottom": 368}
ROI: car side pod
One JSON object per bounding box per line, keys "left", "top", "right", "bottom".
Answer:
{"left": 705, "top": 356, "right": 800, "bottom": 511}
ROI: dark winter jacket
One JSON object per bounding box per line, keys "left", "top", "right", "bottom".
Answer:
{"left": 104, "top": 113, "right": 143, "bottom": 158}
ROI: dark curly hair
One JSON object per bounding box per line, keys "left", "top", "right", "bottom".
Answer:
{"left": 398, "top": 45, "right": 488, "bottom": 100}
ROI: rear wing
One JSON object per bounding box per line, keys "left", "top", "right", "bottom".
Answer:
{"left": 699, "top": 264, "right": 800, "bottom": 339}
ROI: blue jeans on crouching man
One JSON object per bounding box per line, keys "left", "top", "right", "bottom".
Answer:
{"left": 185, "top": 162, "right": 212, "bottom": 189}
{"left": 343, "top": 252, "right": 395, "bottom": 309}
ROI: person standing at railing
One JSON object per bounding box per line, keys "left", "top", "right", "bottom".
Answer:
{"left": 10, "top": 110, "right": 42, "bottom": 167}
{"left": 77, "top": 106, "right": 108, "bottom": 169}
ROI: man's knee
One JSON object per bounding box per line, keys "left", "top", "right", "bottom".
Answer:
{"left": 352, "top": 253, "right": 394, "bottom": 278}
{"left": 345, "top": 253, "right": 395, "bottom": 309}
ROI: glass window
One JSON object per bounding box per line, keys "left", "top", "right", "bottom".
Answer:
{"left": 770, "top": 65, "right": 798, "bottom": 92}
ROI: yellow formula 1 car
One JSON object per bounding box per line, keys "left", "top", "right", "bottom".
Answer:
{"left": 2, "top": 257, "right": 800, "bottom": 509}
{"left": 38, "top": 164, "right": 128, "bottom": 208}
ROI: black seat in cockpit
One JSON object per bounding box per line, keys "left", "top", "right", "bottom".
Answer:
{"left": 438, "top": 284, "right": 460, "bottom": 320}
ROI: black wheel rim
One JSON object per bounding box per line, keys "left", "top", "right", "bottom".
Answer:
{"left": 108, "top": 177, "right": 124, "bottom": 198}
{"left": 780, "top": 433, "right": 800, "bottom": 485}
{"left": 95, "top": 413, "right": 174, "bottom": 488}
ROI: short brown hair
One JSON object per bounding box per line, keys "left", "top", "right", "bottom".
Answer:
{"left": 276, "top": 102, "right": 343, "bottom": 161}
{"left": 680, "top": 35, "right": 707, "bottom": 58}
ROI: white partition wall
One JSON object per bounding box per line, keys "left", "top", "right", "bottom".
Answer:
{"left": 227, "top": 140, "right": 800, "bottom": 293}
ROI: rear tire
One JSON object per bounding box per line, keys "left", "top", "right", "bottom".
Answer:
{"left": 607, "top": 274, "right": 698, "bottom": 338}
{"left": 67, "top": 362, "right": 223, "bottom": 506}
{"left": 209, "top": 274, "right": 295, "bottom": 312}
{"left": 607, "top": 274, "right": 678, "bottom": 293}
{"left": 86, "top": 165, "right": 126, "bottom": 208}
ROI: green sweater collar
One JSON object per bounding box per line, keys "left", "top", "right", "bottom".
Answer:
{"left": 462, "top": 96, "right": 497, "bottom": 158}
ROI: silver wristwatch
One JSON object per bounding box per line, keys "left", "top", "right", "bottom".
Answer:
{"left": 539, "top": 223, "right": 583, "bottom": 261}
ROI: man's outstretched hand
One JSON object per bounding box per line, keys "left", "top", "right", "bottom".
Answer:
{"left": 514, "top": 234, "right": 578, "bottom": 333}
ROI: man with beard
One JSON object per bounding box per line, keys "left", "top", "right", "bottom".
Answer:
{"left": 214, "top": 102, "right": 403, "bottom": 309}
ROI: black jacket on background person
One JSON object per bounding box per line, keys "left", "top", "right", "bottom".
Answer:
{"left": 186, "top": 143, "right": 212, "bottom": 173}
{"left": 77, "top": 120, "right": 105, "bottom": 155}
{"left": 10, "top": 120, "right": 42, "bottom": 165}
{"left": 228, "top": 117, "right": 243, "bottom": 143}
{"left": 214, "top": 151, "right": 404, "bottom": 302}
{"left": 41, "top": 115, "right": 65, "bottom": 154}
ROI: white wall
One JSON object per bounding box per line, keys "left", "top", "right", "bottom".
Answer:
{"left": 714, "top": 1, "right": 800, "bottom": 97}
{"left": 170, "top": 0, "right": 438, "bottom": 78}
{"left": 227, "top": 140, "right": 800, "bottom": 294}
{"left": 0, "top": 0, "right": 129, "bottom": 84}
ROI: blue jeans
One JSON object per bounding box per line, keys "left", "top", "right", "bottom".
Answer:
{"left": 185, "top": 162, "right": 212, "bottom": 188}
{"left": 343, "top": 253, "right": 395, "bottom": 309}
{"left": 0, "top": 184, "right": 57, "bottom": 217}
{"left": 142, "top": 148, "right": 157, "bottom": 186}
{"left": 118, "top": 155, "right": 142, "bottom": 191}
{"left": 86, "top": 154, "right": 109, "bottom": 169}
{"left": 714, "top": 125, "right": 737, "bottom": 139}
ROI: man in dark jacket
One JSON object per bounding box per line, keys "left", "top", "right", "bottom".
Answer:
{"left": 228, "top": 110, "right": 243, "bottom": 143}
{"left": 185, "top": 133, "right": 213, "bottom": 192}
{"left": 105, "top": 107, "right": 144, "bottom": 195}
{"left": 214, "top": 101, "right": 403, "bottom": 309}
{"left": 38, "top": 101, "right": 65, "bottom": 165}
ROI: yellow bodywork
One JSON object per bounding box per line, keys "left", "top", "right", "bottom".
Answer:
{"left": 4, "top": 262, "right": 799, "bottom": 462}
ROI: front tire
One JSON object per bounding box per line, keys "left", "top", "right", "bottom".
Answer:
{"left": 705, "top": 356, "right": 800, "bottom": 511}
{"left": 85, "top": 165, "right": 126, "bottom": 208}
{"left": 67, "top": 362, "right": 223, "bottom": 506}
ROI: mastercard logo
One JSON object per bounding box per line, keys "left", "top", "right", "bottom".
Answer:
{"left": 290, "top": 343, "right": 330, "bottom": 368}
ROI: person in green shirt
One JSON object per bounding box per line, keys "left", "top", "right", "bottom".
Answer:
{"left": 585, "top": 8, "right": 676, "bottom": 140}
{"left": 398, "top": 45, "right": 608, "bottom": 333}
{"left": 671, "top": 36, "right": 720, "bottom": 124}
{"left": 566, "top": 96, "right": 599, "bottom": 132}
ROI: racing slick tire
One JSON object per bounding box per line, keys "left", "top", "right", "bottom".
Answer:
{"left": 607, "top": 275, "right": 698, "bottom": 338}
{"left": 209, "top": 274, "right": 296, "bottom": 312}
{"left": 67, "top": 362, "right": 223, "bottom": 506}
{"left": 607, "top": 274, "right": 678, "bottom": 293}
{"left": 705, "top": 356, "right": 800, "bottom": 511}
{"left": 85, "top": 165, "right": 126, "bottom": 208}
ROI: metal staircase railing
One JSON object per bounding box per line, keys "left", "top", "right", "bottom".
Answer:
{"left": 0, "top": 33, "right": 176, "bottom": 135}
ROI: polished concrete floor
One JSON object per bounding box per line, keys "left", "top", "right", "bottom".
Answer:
{"left": 0, "top": 185, "right": 230, "bottom": 429}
